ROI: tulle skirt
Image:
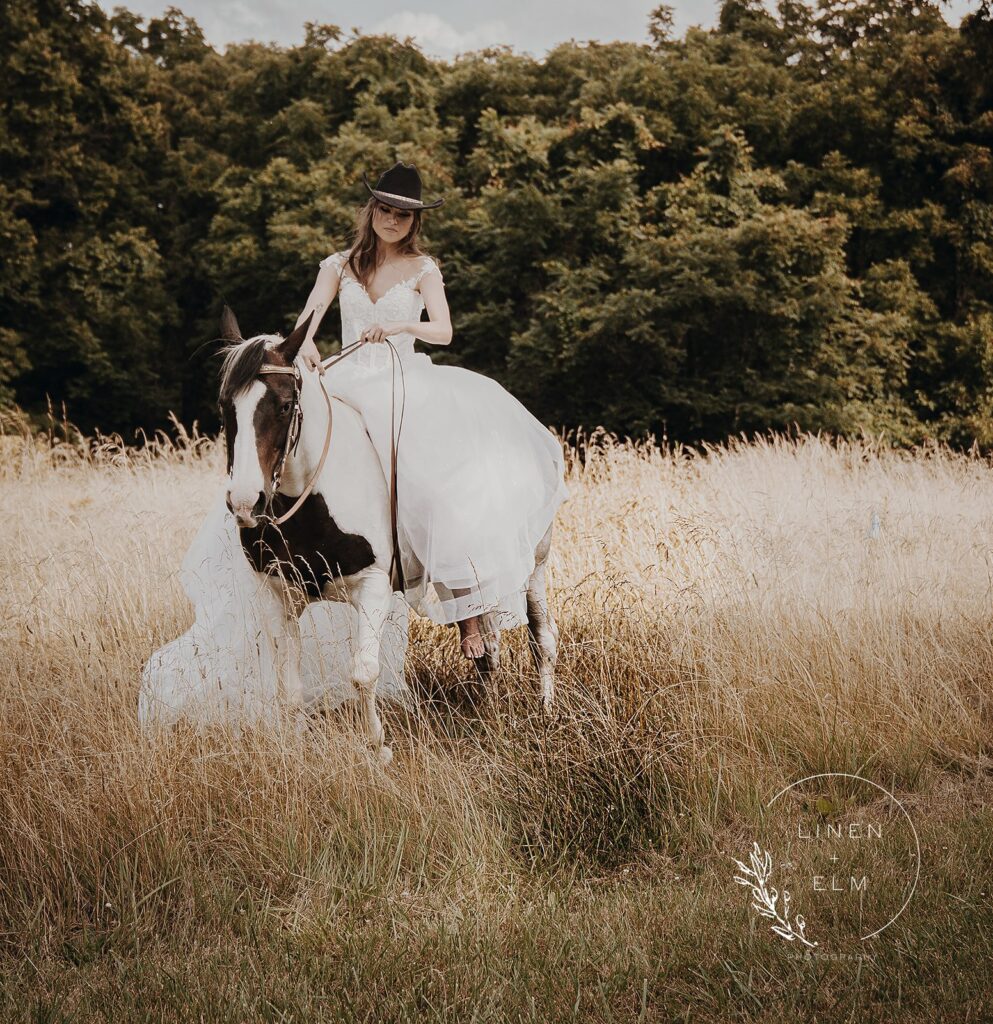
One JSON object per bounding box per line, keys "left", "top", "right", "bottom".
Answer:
{"left": 139, "top": 493, "right": 410, "bottom": 729}
{"left": 326, "top": 350, "right": 569, "bottom": 629}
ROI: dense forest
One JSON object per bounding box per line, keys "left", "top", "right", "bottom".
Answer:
{"left": 1, "top": 0, "right": 992, "bottom": 446}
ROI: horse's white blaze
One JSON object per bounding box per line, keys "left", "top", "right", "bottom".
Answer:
{"left": 228, "top": 380, "right": 267, "bottom": 518}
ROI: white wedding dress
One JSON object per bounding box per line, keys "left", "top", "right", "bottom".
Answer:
{"left": 139, "top": 250, "right": 567, "bottom": 727}
{"left": 320, "top": 249, "right": 569, "bottom": 628}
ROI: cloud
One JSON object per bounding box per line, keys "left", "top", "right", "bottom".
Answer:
{"left": 367, "top": 10, "right": 510, "bottom": 58}
{"left": 210, "top": 0, "right": 271, "bottom": 33}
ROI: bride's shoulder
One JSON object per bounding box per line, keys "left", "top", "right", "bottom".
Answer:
{"left": 318, "top": 249, "right": 351, "bottom": 273}
{"left": 409, "top": 252, "right": 443, "bottom": 286}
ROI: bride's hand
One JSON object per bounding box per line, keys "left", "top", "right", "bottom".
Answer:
{"left": 299, "top": 336, "right": 324, "bottom": 374}
{"left": 360, "top": 322, "right": 405, "bottom": 344}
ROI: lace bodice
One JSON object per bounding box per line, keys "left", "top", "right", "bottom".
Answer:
{"left": 318, "top": 249, "right": 443, "bottom": 371}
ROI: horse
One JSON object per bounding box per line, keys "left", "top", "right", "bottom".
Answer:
{"left": 216, "top": 306, "right": 560, "bottom": 760}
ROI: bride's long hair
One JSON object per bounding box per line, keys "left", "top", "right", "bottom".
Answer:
{"left": 347, "top": 198, "right": 427, "bottom": 287}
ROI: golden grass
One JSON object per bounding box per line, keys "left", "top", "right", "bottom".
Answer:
{"left": 1, "top": 421, "right": 991, "bottom": 1020}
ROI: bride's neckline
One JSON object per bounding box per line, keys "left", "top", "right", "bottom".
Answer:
{"left": 340, "top": 255, "right": 424, "bottom": 305}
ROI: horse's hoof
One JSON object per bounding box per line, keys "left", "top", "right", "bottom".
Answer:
{"left": 377, "top": 744, "right": 394, "bottom": 767}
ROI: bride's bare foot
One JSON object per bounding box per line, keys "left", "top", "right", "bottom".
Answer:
{"left": 461, "top": 636, "right": 484, "bottom": 659}
{"left": 458, "top": 616, "right": 485, "bottom": 660}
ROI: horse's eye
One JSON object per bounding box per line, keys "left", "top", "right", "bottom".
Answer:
{"left": 281, "top": 401, "right": 292, "bottom": 414}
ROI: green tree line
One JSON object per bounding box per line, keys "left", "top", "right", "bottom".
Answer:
{"left": 2, "top": 0, "right": 992, "bottom": 445}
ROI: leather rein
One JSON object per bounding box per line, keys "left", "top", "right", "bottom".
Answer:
{"left": 255, "top": 336, "right": 406, "bottom": 592}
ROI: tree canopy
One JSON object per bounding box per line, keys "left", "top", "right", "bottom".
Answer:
{"left": 2, "top": 0, "right": 992, "bottom": 447}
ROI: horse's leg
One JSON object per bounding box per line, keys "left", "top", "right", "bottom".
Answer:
{"left": 346, "top": 567, "right": 393, "bottom": 764}
{"left": 265, "top": 577, "right": 308, "bottom": 732}
{"left": 526, "top": 525, "right": 558, "bottom": 709}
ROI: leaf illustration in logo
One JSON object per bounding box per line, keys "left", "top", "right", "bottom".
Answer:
{"left": 731, "top": 843, "right": 817, "bottom": 948}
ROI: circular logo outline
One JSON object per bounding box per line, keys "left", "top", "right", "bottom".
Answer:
{"left": 765, "top": 771, "right": 921, "bottom": 941}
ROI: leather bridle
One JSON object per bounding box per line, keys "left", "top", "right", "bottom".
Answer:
{"left": 251, "top": 336, "right": 407, "bottom": 592}
{"left": 255, "top": 361, "right": 329, "bottom": 525}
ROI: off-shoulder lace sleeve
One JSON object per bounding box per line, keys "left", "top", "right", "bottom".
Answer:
{"left": 318, "top": 250, "right": 348, "bottom": 277}
{"left": 412, "top": 255, "right": 444, "bottom": 288}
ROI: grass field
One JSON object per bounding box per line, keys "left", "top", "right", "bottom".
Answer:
{"left": 1, "top": 419, "right": 991, "bottom": 1022}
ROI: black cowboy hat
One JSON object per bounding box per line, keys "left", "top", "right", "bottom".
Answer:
{"left": 362, "top": 161, "right": 445, "bottom": 210}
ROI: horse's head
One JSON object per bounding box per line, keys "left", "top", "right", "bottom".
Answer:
{"left": 217, "top": 306, "right": 315, "bottom": 527}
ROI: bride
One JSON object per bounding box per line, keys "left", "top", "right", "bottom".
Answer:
{"left": 297, "top": 161, "right": 569, "bottom": 659}
{"left": 140, "top": 162, "right": 567, "bottom": 726}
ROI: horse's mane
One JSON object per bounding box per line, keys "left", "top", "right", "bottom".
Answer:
{"left": 218, "top": 335, "right": 278, "bottom": 403}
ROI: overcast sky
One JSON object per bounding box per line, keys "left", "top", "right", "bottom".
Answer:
{"left": 96, "top": 0, "right": 979, "bottom": 59}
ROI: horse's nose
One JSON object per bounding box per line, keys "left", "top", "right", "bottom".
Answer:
{"left": 226, "top": 488, "right": 264, "bottom": 526}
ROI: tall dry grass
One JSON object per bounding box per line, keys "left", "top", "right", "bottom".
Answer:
{"left": 1, "top": 416, "right": 991, "bottom": 1019}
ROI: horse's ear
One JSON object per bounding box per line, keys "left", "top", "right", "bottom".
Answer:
{"left": 277, "top": 312, "right": 314, "bottom": 363}
{"left": 220, "top": 305, "right": 243, "bottom": 342}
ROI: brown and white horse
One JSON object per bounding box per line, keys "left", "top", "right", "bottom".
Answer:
{"left": 219, "top": 308, "right": 398, "bottom": 760}
{"left": 217, "top": 307, "right": 560, "bottom": 760}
